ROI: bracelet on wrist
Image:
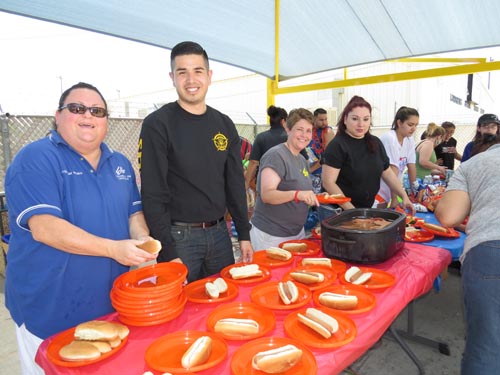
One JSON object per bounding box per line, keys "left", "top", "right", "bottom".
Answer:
{"left": 294, "top": 190, "right": 300, "bottom": 203}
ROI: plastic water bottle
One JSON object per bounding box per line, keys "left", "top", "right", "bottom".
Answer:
{"left": 403, "top": 174, "right": 410, "bottom": 190}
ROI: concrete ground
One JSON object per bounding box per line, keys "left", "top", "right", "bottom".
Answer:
{"left": 0, "top": 264, "right": 465, "bottom": 375}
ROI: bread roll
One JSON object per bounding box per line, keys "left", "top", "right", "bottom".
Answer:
{"left": 205, "top": 282, "right": 220, "bottom": 298}
{"left": 109, "top": 322, "right": 129, "bottom": 340}
{"left": 301, "top": 258, "right": 332, "bottom": 268}
{"left": 281, "top": 242, "right": 308, "bottom": 253}
{"left": 86, "top": 340, "right": 112, "bottom": 353}
{"left": 74, "top": 320, "right": 119, "bottom": 341}
{"left": 278, "top": 281, "right": 299, "bottom": 305}
{"left": 181, "top": 336, "right": 212, "bottom": 369}
{"left": 266, "top": 247, "right": 292, "bottom": 261}
{"left": 344, "top": 266, "right": 372, "bottom": 285}
{"left": 213, "top": 277, "right": 228, "bottom": 293}
{"left": 319, "top": 292, "right": 358, "bottom": 310}
{"left": 214, "top": 318, "right": 259, "bottom": 336}
{"left": 289, "top": 270, "right": 324, "bottom": 285}
{"left": 229, "top": 264, "right": 262, "bottom": 279}
{"left": 137, "top": 239, "right": 162, "bottom": 254}
{"left": 59, "top": 340, "right": 101, "bottom": 362}
{"left": 297, "top": 313, "right": 331, "bottom": 339}
{"left": 252, "top": 344, "right": 303, "bottom": 373}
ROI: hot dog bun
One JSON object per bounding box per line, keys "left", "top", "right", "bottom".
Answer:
{"left": 318, "top": 292, "right": 358, "bottom": 310}
{"left": 252, "top": 344, "right": 303, "bottom": 373}
{"left": 205, "top": 282, "right": 220, "bottom": 298}
{"left": 213, "top": 277, "right": 228, "bottom": 293}
{"left": 266, "top": 247, "right": 292, "bottom": 261}
{"left": 181, "top": 336, "right": 212, "bottom": 369}
{"left": 344, "top": 266, "right": 372, "bottom": 285}
{"left": 137, "top": 239, "right": 162, "bottom": 254}
{"left": 229, "top": 264, "right": 263, "bottom": 279}
{"left": 297, "top": 308, "right": 339, "bottom": 339}
{"left": 289, "top": 270, "right": 324, "bottom": 285}
{"left": 205, "top": 277, "right": 228, "bottom": 299}
{"left": 278, "top": 281, "right": 299, "bottom": 305}
{"left": 301, "top": 258, "right": 332, "bottom": 268}
{"left": 423, "top": 223, "right": 449, "bottom": 233}
{"left": 214, "top": 318, "right": 260, "bottom": 336}
{"left": 281, "top": 242, "right": 308, "bottom": 253}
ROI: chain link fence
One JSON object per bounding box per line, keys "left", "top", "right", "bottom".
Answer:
{"left": 0, "top": 115, "right": 273, "bottom": 192}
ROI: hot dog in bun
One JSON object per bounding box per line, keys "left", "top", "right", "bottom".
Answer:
{"left": 422, "top": 223, "right": 449, "bottom": 233}
{"left": 344, "top": 266, "right": 372, "bottom": 285}
{"left": 181, "top": 336, "right": 212, "bottom": 369}
{"left": 252, "top": 344, "right": 303, "bottom": 373}
{"left": 297, "top": 307, "right": 339, "bottom": 339}
{"left": 281, "top": 242, "right": 308, "bottom": 253}
{"left": 214, "top": 318, "right": 259, "bottom": 336}
{"left": 266, "top": 247, "right": 292, "bottom": 261}
{"left": 301, "top": 258, "right": 332, "bottom": 268}
{"left": 278, "top": 281, "right": 299, "bottom": 305}
{"left": 318, "top": 292, "right": 358, "bottom": 310}
{"left": 229, "top": 264, "right": 262, "bottom": 279}
{"left": 289, "top": 270, "right": 324, "bottom": 285}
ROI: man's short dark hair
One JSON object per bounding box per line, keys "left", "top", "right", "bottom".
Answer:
{"left": 313, "top": 108, "right": 327, "bottom": 117}
{"left": 170, "top": 41, "right": 209, "bottom": 72}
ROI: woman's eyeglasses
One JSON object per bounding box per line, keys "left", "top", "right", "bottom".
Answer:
{"left": 59, "top": 103, "right": 108, "bottom": 118}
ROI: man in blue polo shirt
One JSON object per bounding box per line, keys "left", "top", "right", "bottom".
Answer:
{"left": 4, "top": 82, "right": 157, "bottom": 374}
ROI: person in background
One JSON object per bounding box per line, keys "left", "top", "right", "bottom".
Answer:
{"left": 250, "top": 108, "right": 319, "bottom": 250}
{"left": 321, "top": 95, "right": 415, "bottom": 215}
{"left": 245, "top": 105, "right": 288, "bottom": 191}
{"left": 308, "top": 108, "right": 335, "bottom": 193}
{"left": 419, "top": 121, "right": 436, "bottom": 140}
{"left": 415, "top": 123, "right": 447, "bottom": 179}
{"left": 4, "top": 82, "right": 156, "bottom": 374}
{"left": 435, "top": 139, "right": 500, "bottom": 375}
{"left": 462, "top": 113, "right": 500, "bottom": 162}
{"left": 139, "top": 41, "right": 252, "bottom": 283}
{"left": 435, "top": 121, "right": 462, "bottom": 170}
{"left": 377, "top": 106, "right": 419, "bottom": 208}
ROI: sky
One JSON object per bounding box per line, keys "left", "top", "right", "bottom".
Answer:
{"left": 0, "top": 11, "right": 250, "bottom": 115}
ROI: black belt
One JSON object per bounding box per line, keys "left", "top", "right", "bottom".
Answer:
{"left": 171, "top": 217, "right": 224, "bottom": 228}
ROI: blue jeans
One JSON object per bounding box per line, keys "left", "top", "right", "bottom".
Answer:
{"left": 461, "top": 241, "right": 500, "bottom": 375}
{"left": 171, "top": 221, "right": 234, "bottom": 282}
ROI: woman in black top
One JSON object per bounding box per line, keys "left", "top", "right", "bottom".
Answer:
{"left": 321, "top": 96, "right": 414, "bottom": 214}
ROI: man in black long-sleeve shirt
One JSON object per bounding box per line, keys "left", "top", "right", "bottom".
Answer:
{"left": 139, "top": 41, "right": 252, "bottom": 282}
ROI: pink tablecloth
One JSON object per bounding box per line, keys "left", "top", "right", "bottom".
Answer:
{"left": 36, "top": 243, "right": 451, "bottom": 375}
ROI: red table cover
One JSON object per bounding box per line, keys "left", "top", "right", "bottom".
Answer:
{"left": 36, "top": 242, "right": 451, "bottom": 375}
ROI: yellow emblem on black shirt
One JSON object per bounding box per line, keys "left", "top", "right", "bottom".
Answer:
{"left": 213, "top": 132, "right": 228, "bottom": 151}
{"left": 302, "top": 168, "right": 309, "bottom": 177}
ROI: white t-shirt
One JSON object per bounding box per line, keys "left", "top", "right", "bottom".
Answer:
{"left": 377, "top": 130, "right": 416, "bottom": 202}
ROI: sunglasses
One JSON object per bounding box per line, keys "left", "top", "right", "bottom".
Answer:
{"left": 59, "top": 103, "right": 108, "bottom": 118}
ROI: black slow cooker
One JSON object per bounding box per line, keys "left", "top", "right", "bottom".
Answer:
{"left": 321, "top": 208, "right": 405, "bottom": 264}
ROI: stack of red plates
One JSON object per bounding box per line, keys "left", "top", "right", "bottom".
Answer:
{"left": 110, "top": 262, "right": 188, "bottom": 326}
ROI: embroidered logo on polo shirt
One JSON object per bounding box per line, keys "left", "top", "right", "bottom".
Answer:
{"left": 213, "top": 132, "right": 228, "bottom": 151}
{"left": 115, "top": 166, "right": 132, "bottom": 181}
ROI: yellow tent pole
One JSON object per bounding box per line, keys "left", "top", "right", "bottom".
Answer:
{"left": 274, "top": 60, "right": 500, "bottom": 95}
{"left": 267, "top": 0, "right": 280, "bottom": 109}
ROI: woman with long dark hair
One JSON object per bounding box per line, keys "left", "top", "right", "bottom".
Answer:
{"left": 462, "top": 114, "right": 500, "bottom": 162}
{"left": 321, "top": 96, "right": 414, "bottom": 215}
